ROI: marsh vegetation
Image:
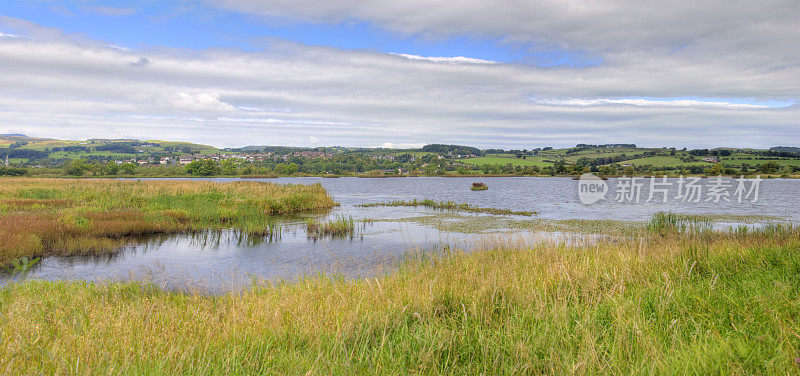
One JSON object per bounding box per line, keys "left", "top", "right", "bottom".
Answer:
{"left": 0, "top": 178, "right": 337, "bottom": 267}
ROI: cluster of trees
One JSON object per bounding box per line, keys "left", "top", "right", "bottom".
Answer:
{"left": 51, "top": 146, "right": 91, "bottom": 153}
{"left": 688, "top": 149, "right": 733, "bottom": 156}
{"left": 185, "top": 159, "right": 241, "bottom": 176}
{"left": 0, "top": 166, "right": 27, "bottom": 176}
{"left": 63, "top": 159, "right": 137, "bottom": 176}
{"left": 572, "top": 152, "right": 657, "bottom": 167}
{"left": 421, "top": 144, "right": 482, "bottom": 156}
{"left": 0, "top": 148, "right": 49, "bottom": 161}
{"left": 163, "top": 145, "right": 196, "bottom": 154}
{"left": 756, "top": 149, "right": 800, "bottom": 158}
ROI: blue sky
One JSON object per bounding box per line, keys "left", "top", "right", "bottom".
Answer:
{"left": 0, "top": 0, "right": 797, "bottom": 148}
{"left": 0, "top": 0, "right": 589, "bottom": 65}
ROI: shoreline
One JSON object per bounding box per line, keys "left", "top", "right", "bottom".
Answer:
{"left": 3, "top": 173, "right": 791, "bottom": 180}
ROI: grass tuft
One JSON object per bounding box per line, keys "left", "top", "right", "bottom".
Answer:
{"left": 306, "top": 214, "right": 359, "bottom": 238}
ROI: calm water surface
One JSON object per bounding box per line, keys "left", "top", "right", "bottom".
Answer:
{"left": 3, "top": 177, "right": 798, "bottom": 291}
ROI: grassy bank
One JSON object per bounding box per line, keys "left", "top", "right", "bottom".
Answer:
{"left": 0, "top": 178, "right": 337, "bottom": 267}
{"left": 2, "top": 227, "right": 799, "bottom": 374}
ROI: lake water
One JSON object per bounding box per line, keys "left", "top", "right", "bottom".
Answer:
{"left": 3, "top": 177, "right": 798, "bottom": 291}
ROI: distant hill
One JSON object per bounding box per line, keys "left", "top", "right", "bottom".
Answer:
{"left": 0, "top": 133, "right": 28, "bottom": 137}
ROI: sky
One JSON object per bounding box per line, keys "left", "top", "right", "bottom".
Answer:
{"left": 0, "top": 0, "right": 798, "bottom": 149}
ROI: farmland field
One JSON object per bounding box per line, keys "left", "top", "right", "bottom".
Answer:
{"left": 462, "top": 155, "right": 554, "bottom": 167}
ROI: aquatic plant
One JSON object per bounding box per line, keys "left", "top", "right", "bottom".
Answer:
{"left": 306, "top": 214, "right": 358, "bottom": 238}
{"left": 5, "top": 256, "right": 40, "bottom": 274}
{"left": 645, "top": 211, "right": 712, "bottom": 236}
{"left": 357, "top": 199, "right": 535, "bottom": 216}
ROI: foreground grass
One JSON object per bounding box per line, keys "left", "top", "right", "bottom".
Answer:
{"left": 0, "top": 178, "right": 337, "bottom": 266}
{"left": 1, "top": 230, "right": 799, "bottom": 374}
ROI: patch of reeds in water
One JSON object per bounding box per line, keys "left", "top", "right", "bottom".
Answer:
{"left": 357, "top": 199, "right": 536, "bottom": 216}
{"left": 646, "top": 211, "right": 713, "bottom": 236}
{"left": 306, "top": 214, "right": 361, "bottom": 239}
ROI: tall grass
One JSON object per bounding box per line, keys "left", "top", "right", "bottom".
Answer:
{"left": 0, "top": 178, "right": 337, "bottom": 266}
{"left": 646, "top": 211, "right": 713, "bottom": 235}
{"left": 1, "top": 229, "right": 799, "bottom": 374}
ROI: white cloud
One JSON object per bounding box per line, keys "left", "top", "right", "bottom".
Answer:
{"left": 536, "top": 98, "right": 776, "bottom": 109}
{"left": 169, "top": 92, "right": 235, "bottom": 113}
{"left": 378, "top": 142, "right": 426, "bottom": 149}
{"left": 390, "top": 53, "right": 497, "bottom": 64}
{"left": 205, "top": 0, "right": 799, "bottom": 66}
{"left": 0, "top": 15, "right": 797, "bottom": 148}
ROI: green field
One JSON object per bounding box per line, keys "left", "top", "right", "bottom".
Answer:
{"left": 604, "top": 156, "right": 712, "bottom": 167}
{"left": 719, "top": 157, "right": 800, "bottom": 167}
{"left": 1, "top": 136, "right": 220, "bottom": 163}
{"left": 462, "top": 155, "right": 553, "bottom": 167}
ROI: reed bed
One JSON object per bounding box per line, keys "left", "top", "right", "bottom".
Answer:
{"left": 357, "top": 199, "right": 536, "bottom": 216}
{"left": 645, "top": 211, "right": 713, "bottom": 235}
{"left": 1, "top": 226, "right": 799, "bottom": 374}
{"left": 306, "top": 214, "right": 358, "bottom": 239}
{"left": 0, "top": 178, "right": 337, "bottom": 267}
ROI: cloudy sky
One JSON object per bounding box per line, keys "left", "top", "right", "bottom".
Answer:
{"left": 0, "top": 0, "right": 797, "bottom": 148}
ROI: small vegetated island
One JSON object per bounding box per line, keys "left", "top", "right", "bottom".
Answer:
{"left": 471, "top": 182, "right": 488, "bottom": 190}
